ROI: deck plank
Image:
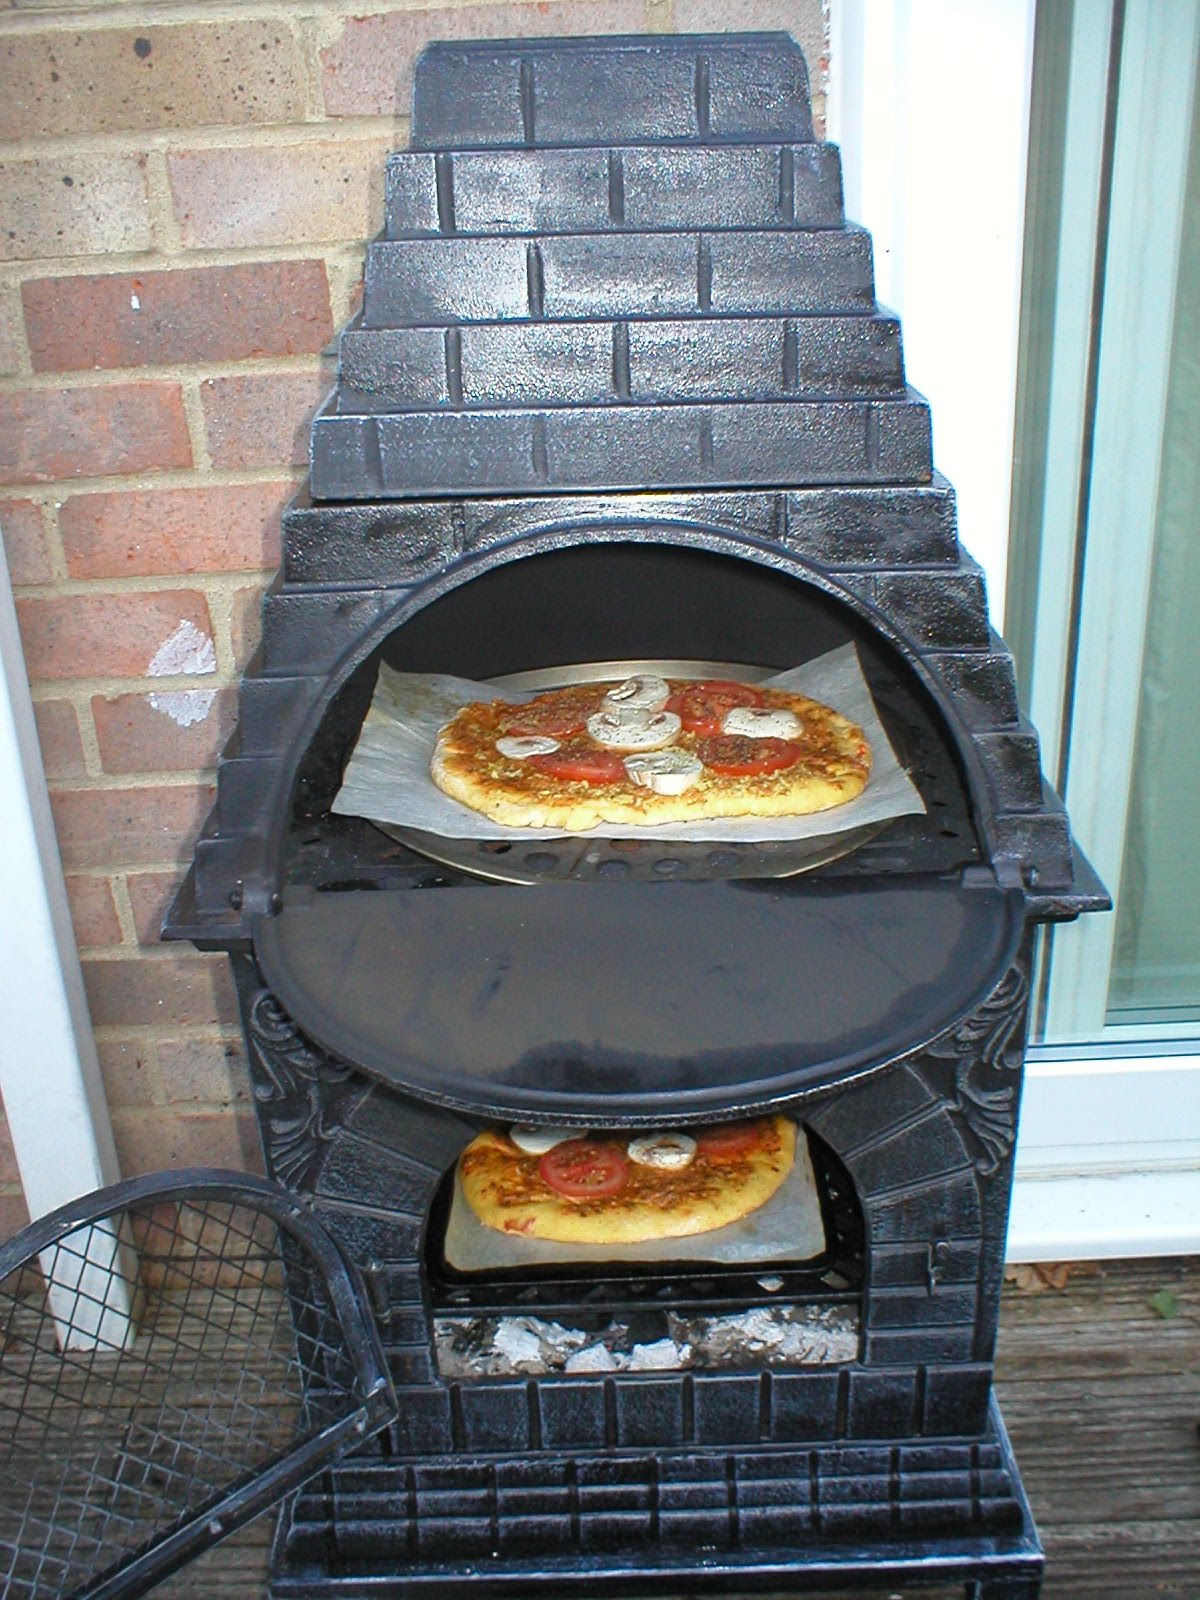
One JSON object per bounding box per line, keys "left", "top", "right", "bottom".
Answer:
{"left": 56, "top": 1258, "right": 1200, "bottom": 1599}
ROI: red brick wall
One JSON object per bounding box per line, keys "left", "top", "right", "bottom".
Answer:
{"left": 0, "top": 0, "right": 827, "bottom": 1234}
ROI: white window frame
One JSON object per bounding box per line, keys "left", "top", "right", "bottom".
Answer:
{"left": 0, "top": 543, "right": 121, "bottom": 1227}
{"left": 828, "top": 0, "right": 1200, "bottom": 1260}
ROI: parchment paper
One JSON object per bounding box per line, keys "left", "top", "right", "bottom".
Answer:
{"left": 442, "top": 1129, "right": 825, "bottom": 1272}
{"left": 332, "top": 642, "right": 925, "bottom": 843}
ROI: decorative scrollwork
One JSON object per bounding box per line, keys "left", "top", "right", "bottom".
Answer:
{"left": 246, "top": 989, "right": 356, "bottom": 1191}
{"left": 923, "top": 962, "right": 1030, "bottom": 1177}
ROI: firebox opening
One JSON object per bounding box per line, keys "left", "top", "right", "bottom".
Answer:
{"left": 426, "top": 1123, "right": 864, "bottom": 1379}
{"left": 284, "top": 539, "right": 983, "bottom": 888}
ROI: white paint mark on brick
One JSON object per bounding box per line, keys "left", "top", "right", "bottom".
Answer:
{"left": 148, "top": 619, "right": 216, "bottom": 678}
{"left": 130, "top": 293, "right": 141, "bottom": 311}
{"left": 150, "top": 687, "right": 217, "bottom": 728}
{"left": 147, "top": 619, "right": 217, "bottom": 727}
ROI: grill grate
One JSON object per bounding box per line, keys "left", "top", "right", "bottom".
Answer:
{"left": 0, "top": 1171, "right": 394, "bottom": 1600}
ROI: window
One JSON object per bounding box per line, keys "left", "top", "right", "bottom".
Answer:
{"left": 830, "top": 0, "right": 1200, "bottom": 1253}
{"left": 1007, "top": 0, "right": 1200, "bottom": 1045}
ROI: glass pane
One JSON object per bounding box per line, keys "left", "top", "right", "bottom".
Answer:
{"left": 1106, "top": 72, "right": 1200, "bottom": 1026}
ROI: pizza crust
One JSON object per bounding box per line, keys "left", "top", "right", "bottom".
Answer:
{"left": 459, "top": 1117, "right": 797, "bottom": 1245}
{"left": 432, "top": 681, "right": 871, "bottom": 831}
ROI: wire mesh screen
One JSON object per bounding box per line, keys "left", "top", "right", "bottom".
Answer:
{"left": 0, "top": 1171, "right": 394, "bottom": 1600}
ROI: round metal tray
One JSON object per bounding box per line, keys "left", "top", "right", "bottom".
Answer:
{"left": 377, "top": 659, "right": 888, "bottom": 884}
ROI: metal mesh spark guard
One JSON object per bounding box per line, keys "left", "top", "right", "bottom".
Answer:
{"left": 0, "top": 1169, "right": 396, "bottom": 1600}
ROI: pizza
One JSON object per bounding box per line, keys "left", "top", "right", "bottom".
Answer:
{"left": 431, "top": 673, "right": 871, "bottom": 830}
{"left": 458, "top": 1116, "right": 797, "bottom": 1245}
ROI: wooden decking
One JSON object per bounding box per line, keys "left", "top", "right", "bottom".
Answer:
{"left": 146, "top": 1256, "right": 1200, "bottom": 1598}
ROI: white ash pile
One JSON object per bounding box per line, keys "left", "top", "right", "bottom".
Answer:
{"left": 435, "top": 1302, "right": 858, "bottom": 1378}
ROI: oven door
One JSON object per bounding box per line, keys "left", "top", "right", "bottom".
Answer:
{"left": 251, "top": 873, "right": 1025, "bottom": 1123}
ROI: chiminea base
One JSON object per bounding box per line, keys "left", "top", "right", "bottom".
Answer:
{"left": 267, "top": 1396, "right": 1041, "bottom": 1599}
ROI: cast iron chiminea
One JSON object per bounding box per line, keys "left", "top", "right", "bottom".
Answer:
{"left": 165, "top": 31, "right": 1107, "bottom": 1599}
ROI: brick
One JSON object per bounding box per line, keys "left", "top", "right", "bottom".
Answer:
{"left": 672, "top": 0, "right": 827, "bottom": 89}
{"left": 0, "top": 286, "right": 23, "bottom": 375}
{"left": 96, "top": 1038, "right": 159, "bottom": 1109}
{"left": 0, "top": 1108, "right": 17, "bottom": 1186}
{"left": 158, "top": 1036, "right": 251, "bottom": 1107}
{"left": 93, "top": 687, "right": 235, "bottom": 777}
{"left": 64, "top": 873, "right": 122, "bottom": 947}
{"left": 230, "top": 582, "right": 269, "bottom": 667}
{"left": 61, "top": 483, "right": 287, "bottom": 578}
{"left": 24, "top": 262, "right": 333, "bottom": 373}
{"left": 321, "top": 1, "right": 647, "bottom": 117}
{"left": 51, "top": 781, "right": 215, "bottom": 870}
{"left": 83, "top": 951, "right": 236, "bottom": 1028}
{"left": 0, "top": 23, "right": 307, "bottom": 140}
{"left": 110, "top": 1108, "right": 260, "bottom": 1178}
{"left": 200, "top": 370, "right": 332, "bottom": 469}
{"left": 169, "top": 138, "right": 390, "bottom": 248}
{"left": 0, "top": 1193, "right": 30, "bottom": 1240}
{"left": 127, "top": 868, "right": 190, "bottom": 944}
{"left": 1, "top": 499, "right": 52, "bottom": 584}
{"left": 16, "top": 590, "right": 214, "bottom": 681}
{"left": 33, "top": 699, "right": 86, "bottom": 778}
{"left": 0, "top": 154, "right": 151, "bottom": 262}
{"left": 0, "top": 383, "right": 191, "bottom": 486}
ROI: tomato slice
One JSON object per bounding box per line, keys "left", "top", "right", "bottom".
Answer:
{"left": 667, "top": 679, "right": 765, "bottom": 736}
{"left": 696, "top": 1119, "right": 769, "bottom": 1159}
{"left": 693, "top": 735, "right": 803, "bottom": 776}
{"left": 527, "top": 743, "right": 627, "bottom": 785}
{"left": 499, "top": 687, "right": 599, "bottom": 739}
{"left": 539, "top": 1139, "right": 629, "bottom": 1198}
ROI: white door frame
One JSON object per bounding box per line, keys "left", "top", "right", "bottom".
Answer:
{"left": 0, "top": 539, "right": 121, "bottom": 1230}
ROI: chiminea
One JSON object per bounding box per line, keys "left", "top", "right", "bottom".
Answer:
{"left": 165, "top": 31, "right": 1107, "bottom": 1599}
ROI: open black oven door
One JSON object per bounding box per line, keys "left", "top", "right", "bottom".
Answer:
{"left": 251, "top": 873, "right": 1026, "bottom": 1125}
{"left": 0, "top": 1169, "right": 396, "bottom": 1600}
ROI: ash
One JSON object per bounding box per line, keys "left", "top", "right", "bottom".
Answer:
{"left": 434, "top": 1302, "right": 859, "bottom": 1379}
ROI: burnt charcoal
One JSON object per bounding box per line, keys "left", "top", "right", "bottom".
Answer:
{"left": 623, "top": 1309, "right": 669, "bottom": 1346}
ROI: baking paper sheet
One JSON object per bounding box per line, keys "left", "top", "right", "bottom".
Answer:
{"left": 442, "top": 1128, "right": 825, "bottom": 1272}
{"left": 331, "top": 642, "right": 925, "bottom": 843}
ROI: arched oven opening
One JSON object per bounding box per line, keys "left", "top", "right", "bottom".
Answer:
{"left": 282, "top": 537, "right": 985, "bottom": 899}
{"left": 424, "top": 1124, "right": 866, "bottom": 1381}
